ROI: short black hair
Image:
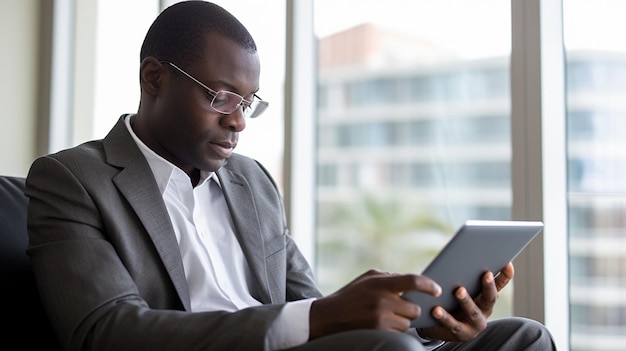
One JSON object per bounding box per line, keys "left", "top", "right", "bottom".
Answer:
{"left": 140, "top": 1, "right": 256, "bottom": 67}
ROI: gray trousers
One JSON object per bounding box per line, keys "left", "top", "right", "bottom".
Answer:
{"left": 285, "top": 317, "right": 556, "bottom": 351}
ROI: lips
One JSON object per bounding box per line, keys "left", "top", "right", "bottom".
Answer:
{"left": 209, "top": 141, "right": 235, "bottom": 158}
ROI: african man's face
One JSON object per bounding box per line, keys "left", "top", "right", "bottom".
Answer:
{"left": 149, "top": 33, "right": 261, "bottom": 174}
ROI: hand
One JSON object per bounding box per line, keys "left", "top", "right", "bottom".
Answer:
{"left": 309, "top": 269, "right": 442, "bottom": 340}
{"left": 418, "top": 262, "right": 515, "bottom": 342}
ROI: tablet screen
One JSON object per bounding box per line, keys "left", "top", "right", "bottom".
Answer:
{"left": 402, "top": 220, "right": 544, "bottom": 328}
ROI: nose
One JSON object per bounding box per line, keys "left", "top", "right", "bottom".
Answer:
{"left": 220, "top": 106, "right": 246, "bottom": 132}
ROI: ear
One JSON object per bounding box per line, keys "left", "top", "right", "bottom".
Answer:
{"left": 140, "top": 57, "right": 167, "bottom": 96}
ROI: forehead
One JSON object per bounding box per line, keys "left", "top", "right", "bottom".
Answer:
{"left": 190, "top": 32, "right": 261, "bottom": 94}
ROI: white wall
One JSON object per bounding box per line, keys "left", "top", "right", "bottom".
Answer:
{"left": 0, "top": 0, "right": 39, "bottom": 177}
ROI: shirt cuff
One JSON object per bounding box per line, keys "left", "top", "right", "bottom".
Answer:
{"left": 265, "top": 298, "right": 316, "bottom": 350}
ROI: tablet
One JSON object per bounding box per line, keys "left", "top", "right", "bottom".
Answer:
{"left": 402, "top": 219, "right": 544, "bottom": 328}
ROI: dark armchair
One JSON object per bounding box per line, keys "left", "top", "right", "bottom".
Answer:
{"left": 0, "top": 175, "right": 61, "bottom": 349}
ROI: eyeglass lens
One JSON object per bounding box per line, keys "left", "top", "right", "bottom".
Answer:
{"left": 211, "top": 91, "right": 242, "bottom": 114}
{"left": 211, "top": 91, "right": 268, "bottom": 118}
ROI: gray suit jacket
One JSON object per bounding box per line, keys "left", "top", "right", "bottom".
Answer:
{"left": 25, "top": 116, "right": 322, "bottom": 351}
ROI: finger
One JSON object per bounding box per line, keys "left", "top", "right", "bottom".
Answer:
{"left": 389, "top": 296, "right": 422, "bottom": 321}
{"left": 494, "top": 262, "right": 514, "bottom": 291}
{"left": 430, "top": 288, "right": 486, "bottom": 341}
{"left": 455, "top": 287, "right": 487, "bottom": 329}
{"left": 430, "top": 306, "right": 474, "bottom": 341}
{"left": 384, "top": 310, "right": 414, "bottom": 333}
{"left": 377, "top": 274, "right": 442, "bottom": 297}
{"left": 368, "top": 294, "right": 420, "bottom": 332}
{"left": 475, "top": 271, "right": 498, "bottom": 312}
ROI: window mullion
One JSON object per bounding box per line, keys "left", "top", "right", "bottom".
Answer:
{"left": 510, "top": 0, "right": 569, "bottom": 349}
{"left": 284, "top": 0, "right": 317, "bottom": 266}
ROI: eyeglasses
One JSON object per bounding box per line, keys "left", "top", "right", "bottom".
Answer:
{"left": 161, "top": 61, "right": 269, "bottom": 118}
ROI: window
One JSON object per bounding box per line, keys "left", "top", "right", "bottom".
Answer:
{"left": 563, "top": 1, "right": 626, "bottom": 348}
{"left": 314, "top": 0, "right": 514, "bottom": 320}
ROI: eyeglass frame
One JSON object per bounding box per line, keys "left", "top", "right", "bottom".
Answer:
{"left": 160, "top": 60, "right": 269, "bottom": 118}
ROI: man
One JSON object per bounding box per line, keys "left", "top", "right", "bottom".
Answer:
{"left": 25, "top": 1, "right": 556, "bottom": 350}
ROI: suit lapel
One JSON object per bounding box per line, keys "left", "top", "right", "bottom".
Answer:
{"left": 216, "top": 168, "right": 272, "bottom": 304}
{"left": 104, "top": 116, "right": 192, "bottom": 310}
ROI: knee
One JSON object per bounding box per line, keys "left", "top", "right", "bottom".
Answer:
{"left": 377, "top": 332, "right": 423, "bottom": 351}
{"left": 519, "top": 318, "right": 557, "bottom": 350}
{"left": 365, "top": 330, "right": 424, "bottom": 351}
{"left": 497, "top": 317, "right": 557, "bottom": 350}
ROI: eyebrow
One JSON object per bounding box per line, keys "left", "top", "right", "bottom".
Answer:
{"left": 216, "top": 80, "right": 259, "bottom": 99}
{"left": 163, "top": 61, "right": 259, "bottom": 100}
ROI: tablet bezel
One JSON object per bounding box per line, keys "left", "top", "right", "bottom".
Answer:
{"left": 402, "top": 219, "right": 544, "bottom": 328}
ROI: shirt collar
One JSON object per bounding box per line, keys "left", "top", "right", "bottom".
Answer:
{"left": 124, "top": 114, "right": 219, "bottom": 194}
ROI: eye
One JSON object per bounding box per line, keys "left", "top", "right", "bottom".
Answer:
{"left": 211, "top": 92, "right": 229, "bottom": 107}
